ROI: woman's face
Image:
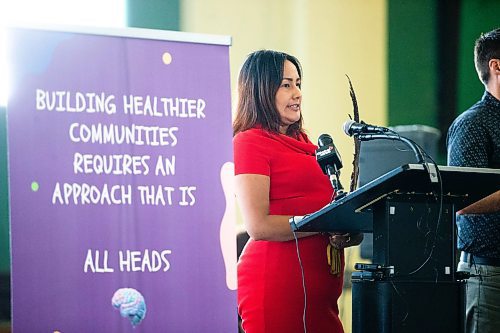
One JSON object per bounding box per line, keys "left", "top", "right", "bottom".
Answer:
{"left": 275, "top": 60, "right": 302, "bottom": 134}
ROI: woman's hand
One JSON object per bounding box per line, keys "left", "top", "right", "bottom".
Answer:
{"left": 329, "top": 232, "right": 364, "bottom": 249}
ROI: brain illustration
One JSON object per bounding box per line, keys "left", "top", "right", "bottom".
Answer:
{"left": 111, "top": 288, "right": 147, "bottom": 327}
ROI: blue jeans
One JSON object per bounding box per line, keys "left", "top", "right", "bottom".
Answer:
{"left": 457, "top": 261, "right": 500, "bottom": 333}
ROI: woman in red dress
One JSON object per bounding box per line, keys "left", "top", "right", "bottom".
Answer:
{"left": 233, "top": 50, "right": 362, "bottom": 333}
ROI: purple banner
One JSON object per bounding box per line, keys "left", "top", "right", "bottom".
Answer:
{"left": 7, "top": 27, "right": 236, "bottom": 332}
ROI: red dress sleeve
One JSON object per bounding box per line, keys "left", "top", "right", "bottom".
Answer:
{"left": 233, "top": 130, "right": 271, "bottom": 176}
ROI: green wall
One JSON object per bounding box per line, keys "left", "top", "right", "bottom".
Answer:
{"left": 126, "top": 0, "right": 180, "bottom": 30}
{"left": 457, "top": 0, "right": 500, "bottom": 113}
{"left": 388, "top": 0, "right": 500, "bottom": 160}
{"left": 388, "top": 0, "right": 438, "bottom": 128}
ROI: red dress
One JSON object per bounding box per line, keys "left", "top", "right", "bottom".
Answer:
{"left": 234, "top": 128, "right": 344, "bottom": 333}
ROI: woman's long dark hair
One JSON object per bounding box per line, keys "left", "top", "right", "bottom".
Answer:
{"left": 233, "top": 50, "right": 303, "bottom": 137}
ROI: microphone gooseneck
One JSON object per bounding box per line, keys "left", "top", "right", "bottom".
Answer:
{"left": 341, "top": 119, "right": 425, "bottom": 163}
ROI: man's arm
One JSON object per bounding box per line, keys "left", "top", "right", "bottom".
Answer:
{"left": 458, "top": 189, "right": 500, "bottom": 214}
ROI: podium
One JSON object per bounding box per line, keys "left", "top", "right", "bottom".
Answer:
{"left": 290, "top": 163, "right": 500, "bottom": 333}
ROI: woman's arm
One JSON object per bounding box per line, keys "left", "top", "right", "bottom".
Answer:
{"left": 235, "top": 173, "right": 318, "bottom": 241}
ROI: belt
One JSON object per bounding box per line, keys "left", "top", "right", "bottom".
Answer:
{"left": 460, "top": 251, "right": 500, "bottom": 267}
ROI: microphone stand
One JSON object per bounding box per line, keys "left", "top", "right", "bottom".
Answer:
{"left": 326, "top": 165, "right": 346, "bottom": 200}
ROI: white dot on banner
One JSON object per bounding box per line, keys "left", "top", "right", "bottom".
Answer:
{"left": 162, "top": 52, "right": 172, "bottom": 65}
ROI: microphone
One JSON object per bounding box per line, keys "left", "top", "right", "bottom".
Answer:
{"left": 316, "top": 134, "right": 344, "bottom": 195}
{"left": 342, "top": 120, "right": 390, "bottom": 137}
{"left": 316, "top": 134, "right": 343, "bottom": 175}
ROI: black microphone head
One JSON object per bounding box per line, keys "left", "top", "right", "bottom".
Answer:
{"left": 318, "top": 133, "right": 333, "bottom": 147}
{"left": 316, "top": 133, "right": 343, "bottom": 174}
{"left": 342, "top": 120, "right": 356, "bottom": 136}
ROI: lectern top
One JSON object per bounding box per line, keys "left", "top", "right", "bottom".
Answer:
{"left": 290, "top": 164, "right": 500, "bottom": 232}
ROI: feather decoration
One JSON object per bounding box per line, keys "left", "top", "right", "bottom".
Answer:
{"left": 346, "top": 75, "right": 361, "bottom": 192}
